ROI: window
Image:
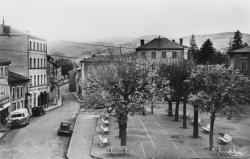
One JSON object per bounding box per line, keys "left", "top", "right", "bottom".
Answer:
{"left": 30, "top": 76, "right": 32, "bottom": 86}
{"left": 29, "top": 41, "right": 32, "bottom": 50}
{"left": 34, "top": 75, "right": 36, "bottom": 86}
{"left": 44, "top": 59, "right": 46, "bottom": 68}
{"left": 44, "top": 75, "right": 46, "bottom": 84}
{"left": 37, "top": 43, "right": 39, "bottom": 51}
{"left": 172, "top": 51, "right": 177, "bottom": 59}
{"left": 151, "top": 52, "right": 156, "bottom": 59}
{"left": 38, "top": 58, "right": 40, "bottom": 68}
{"left": 17, "top": 87, "right": 19, "bottom": 98}
{"left": 241, "top": 61, "right": 247, "bottom": 70}
{"left": 30, "top": 58, "right": 32, "bottom": 68}
{"left": 40, "top": 43, "right": 42, "bottom": 52}
{"left": 38, "top": 75, "right": 40, "bottom": 85}
{"left": 242, "top": 53, "right": 247, "bottom": 58}
{"left": 20, "top": 86, "right": 23, "bottom": 97}
{"left": 43, "top": 44, "right": 45, "bottom": 52}
{"left": 162, "top": 51, "right": 166, "bottom": 58}
{"left": 33, "top": 58, "right": 36, "bottom": 68}
{"left": 41, "top": 75, "right": 43, "bottom": 85}
{"left": 33, "top": 42, "right": 36, "bottom": 51}
{"left": 12, "top": 87, "right": 15, "bottom": 99}
{"left": 0, "top": 67, "right": 3, "bottom": 77}
{"left": 41, "top": 59, "right": 43, "bottom": 68}
{"left": 141, "top": 52, "right": 146, "bottom": 58}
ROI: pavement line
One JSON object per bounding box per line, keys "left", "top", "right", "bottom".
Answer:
{"left": 138, "top": 117, "right": 156, "bottom": 149}
{"left": 153, "top": 114, "right": 179, "bottom": 151}
{"left": 129, "top": 116, "right": 147, "bottom": 158}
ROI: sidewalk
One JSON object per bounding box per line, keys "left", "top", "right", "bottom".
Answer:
{"left": 67, "top": 111, "right": 99, "bottom": 159}
{"left": 44, "top": 95, "right": 63, "bottom": 112}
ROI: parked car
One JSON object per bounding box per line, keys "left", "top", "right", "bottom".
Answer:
{"left": 7, "top": 109, "right": 30, "bottom": 128}
{"left": 57, "top": 121, "right": 72, "bottom": 136}
{"left": 32, "top": 106, "right": 45, "bottom": 116}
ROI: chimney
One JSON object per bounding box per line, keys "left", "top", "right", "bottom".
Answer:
{"left": 3, "top": 25, "right": 10, "bottom": 35}
{"left": 140, "top": 39, "right": 144, "bottom": 46}
{"left": 180, "top": 38, "right": 183, "bottom": 45}
{"left": 172, "top": 39, "right": 175, "bottom": 42}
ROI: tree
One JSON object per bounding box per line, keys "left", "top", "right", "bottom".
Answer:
{"left": 157, "top": 63, "right": 191, "bottom": 126}
{"left": 197, "top": 39, "right": 216, "bottom": 65}
{"left": 230, "top": 30, "right": 244, "bottom": 51}
{"left": 189, "top": 65, "right": 249, "bottom": 150}
{"left": 83, "top": 54, "right": 152, "bottom": 146}
{"left": 188, "top": 35, "right": 200, "bottom": 64}
{"left": 55, "top": 58, "right": 74, "bottom": 78}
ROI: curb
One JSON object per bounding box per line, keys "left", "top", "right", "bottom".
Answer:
{"left": 0, "top": 129, "right": 10, "bottom": 140}
{"left": 65, "top": 104, "right": 81, "bottom": 159}
{"left": 90, "top": 117, "right": 101, "bottom": 159}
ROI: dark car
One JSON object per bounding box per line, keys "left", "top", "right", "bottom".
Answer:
{"left": 58, "top": 121, "right": 72, "bottom": 136}
{"left": 32, "top": 107, "right": 45, "bottom": 116}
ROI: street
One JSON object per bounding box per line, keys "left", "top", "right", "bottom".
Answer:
{"left": 0, "top": 85, "right": 80, "bottom": 159}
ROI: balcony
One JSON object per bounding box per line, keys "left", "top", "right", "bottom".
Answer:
{"left": 0, "top": 94, "right": 9, "bottom": 106}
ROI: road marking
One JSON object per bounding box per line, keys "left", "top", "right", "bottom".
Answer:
{"left": 138, "top": 117, "right": 156, "bottom": 149}
{"left": 129, "top": 116, "right": 146, "bottom": 158}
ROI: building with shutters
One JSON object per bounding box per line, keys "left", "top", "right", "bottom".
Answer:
{"left": 0, "top": 23, "right": 49, "bottom": 110}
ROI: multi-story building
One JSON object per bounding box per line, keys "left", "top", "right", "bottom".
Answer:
{"left": 0, "top": 23, "right": 48, "bottom": 110}
{"left": 47, "top": 55, "right": 60, "bottom": 105}
{"left": 228, "top": 46, "right": 250, "bottom": 76}
{"left": 0, "top": 60, "right": 11, "bottom": 125}
{"left": 8, "top": 71, "right": 30, "bottom": 114}
{"left": 135, "top": 37, "right": 188, "bottom": 64}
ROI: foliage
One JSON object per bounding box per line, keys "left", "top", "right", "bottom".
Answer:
{"left": 230, "top": 30, "right": 244, "bottom": 51}
{"left": 189, "top": 64, "right": 249, "bottom": 150}
{"left": 188, "top": 35, "right": 200, "bottom": 64}
{"left": 55, "top": 58, "right": 74, "bottom": 76}
{"left": 197, "top": 39, "right": 227, "bottom": 65}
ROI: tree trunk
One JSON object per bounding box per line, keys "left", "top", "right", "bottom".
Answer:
{"left": 209, "top": 113, "right": 216, "bottom": 151}
{"left": 174, "top": 101, "right": 179, "bottom": 121}
{"left": 168, "top": 101, "right": 173, "bottom": 116}
{"left": 120, "top": 122, "right": 127, "bottom": 146}
{"left": 118, "top": 121, "right": 122, "bottom": 138}
{"left": 193, "top": 105, "right": 199, "bottom": 138}
{"left": 151, "top": 102, "right": 154, "bottom": 114}
{"left": 183, "top": 100, "right": 187, "bottom": 129}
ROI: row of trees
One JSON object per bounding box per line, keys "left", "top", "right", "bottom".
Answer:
{"left": 82, "top": 30, "right": 250, "bottom": 151}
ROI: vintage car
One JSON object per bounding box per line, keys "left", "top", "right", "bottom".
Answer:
{"left": 7, "top": 109, "right": 30, "bottom": 128}
{"left": 57, "top": 121, "right": 73, "bottom": 136}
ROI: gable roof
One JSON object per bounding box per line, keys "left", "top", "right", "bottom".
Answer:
{"left": 136, "top": 38, "right": 186, "bottom": 51}
{"left": 228, "top": 46, "right": 250, "bottom": 53}
{"left": 8, "top": 71, "right": 30, "bottom": 85}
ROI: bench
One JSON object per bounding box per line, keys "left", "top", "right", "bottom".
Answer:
{"left": 215, "top": 145, "right": 245, "bottom": 157}
{"left": 106, "top": 146, "right": 129, "bottom": 154}
{"left": 100, "top": 124, "right": 109, "bottom": 134}
{"left": 202, "top": 124, "right": 210, "bottom": 133}
{"left": 102, "top": 117, "right": 109, "bottom": 125}
{"left": 98, "top": 134, "right": 108, "bottom": 146}
{"left": 218, "top": 134, "right": 232, "bottom": 144}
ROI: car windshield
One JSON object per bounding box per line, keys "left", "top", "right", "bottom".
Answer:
{"left": 11, "top": 114, "right": 23, "bottom": 118}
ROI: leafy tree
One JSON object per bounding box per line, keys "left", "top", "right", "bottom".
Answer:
{"left": 157, "top": 63, "right": 191, "bottom": 127}
{"left": 83, "top": 55, "right": 152, "bottom": 146}
{"left": 188, "top": 35, "right": 200, "bottom": 64}
{"left": 55, "top": 58, "right": 74, "bottom": 78}
{"left": 189, "top": 65, "right": 249, "bottom": 150}
{"left": 230, "top": 30, "right": 244, "bottom": 51}
{"left": 243, "top": 42, "right": 249, "bottom": 47}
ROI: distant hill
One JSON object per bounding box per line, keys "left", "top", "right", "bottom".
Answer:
{"left": 48, "top": 32, "right": 250, "bottom": 60}
{"left": 48, "top": 41, "right": 113, "bottom": 61}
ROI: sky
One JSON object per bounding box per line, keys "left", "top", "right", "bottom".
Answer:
{"left": 1, "top": 0, "right": 250, "bottom": 42}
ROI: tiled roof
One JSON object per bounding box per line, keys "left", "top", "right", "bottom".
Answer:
{"left": 136, "top": 38, "right": 185, "bottom": 50}
{"left": 8, "top": 71, "right": 30, "bottom": 84}
{"left": 229, "top": 46, "right": 250, "bottom": 53}
{"left": 0, "top": 24, "right": 46, "bottom": 41}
